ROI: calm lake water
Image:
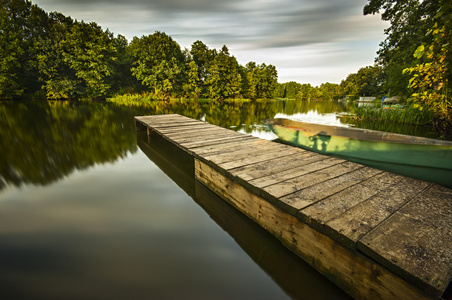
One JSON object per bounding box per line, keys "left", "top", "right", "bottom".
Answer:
{"left": 0, "top": 99, "right": 436, "bottom": 299}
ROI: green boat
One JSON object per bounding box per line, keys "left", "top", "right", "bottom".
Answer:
{"left": 266, "top": 118, "right": 452, "bottom": 188}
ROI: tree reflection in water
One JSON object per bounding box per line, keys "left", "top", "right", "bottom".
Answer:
{"left": 0, "top": 99, "right": 355, "bottom": 190}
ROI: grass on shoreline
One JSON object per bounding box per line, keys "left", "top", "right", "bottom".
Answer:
{"left": 107, "top": 93, "right": 288, "bottom": 105}
{"left": 345, "top": 106, "right": 434, "bottom": 126}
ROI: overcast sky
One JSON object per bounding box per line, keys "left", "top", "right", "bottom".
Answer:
{"left": 31, "top": 0, "right": 388, "bottom": 86}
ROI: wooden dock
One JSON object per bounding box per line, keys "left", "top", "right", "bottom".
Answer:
{"left": 135, "top": 114, "right": 452, "bottom": 300}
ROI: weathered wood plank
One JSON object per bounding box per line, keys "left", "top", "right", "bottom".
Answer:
{"left": 164, "top": 131, "right": 242, "bottom": 145}
{"left": 180, "top": 134, "right": 254, "bottom": 149}
{"left": 228, "top": 151, "right": 315, "bottom": 180}
{"left": 202, "top": 141, "right": 298, "bottom": 165}
{"left": 323, "top": 176, "right": 431, "bottom": 250}
{"left": 260, "top": 161, "right": 364, "bottom": 204}
{"left": 138, "top": 116, "right": 200, "bottom": 125}
{"left": 276, "top": 166, "right": 383, "bottom": 214}
{"left": 165, "top": 128, "right": 245, "bottom": 140}
{"left": 299, "top": 173, "right": 414, "bottom": 243}
{"left": 190, "top": 137, "right": 265, "bottom": 156}
{"left": 161, "top": 125, "right": 223, "bottom": 136}
{"left": 149, "top": 120, "right": 204, "bottom": 129}
{"left": 358, "top": 184, "right": 452, "bottom": 297}
{"left": 248, "top": 156, "right": 345, "bottom": 189}
{"left": 143, "top": 117, "right": 203, "bottom": 126}
{"left": 155, "top": 123, "right": 214, "bottom": 134}
{"left": 195, "top": 159, "right": 432, "bottom": 300}
{"left": 217, "top": 146, "right": 302, "bottom": 171}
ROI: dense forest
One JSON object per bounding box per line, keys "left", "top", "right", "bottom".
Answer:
{"left": 0, "top": 0, "right": 279, "bottom": 100}
{"left": 1, "top": 0, "right": 451, "bottom": 131}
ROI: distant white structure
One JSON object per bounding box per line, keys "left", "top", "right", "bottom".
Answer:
{"left": 382, "top": 96, "right": 400, "bottom": 104}
{"left": 358, "top": 97, "right": 376, "bottom": 102}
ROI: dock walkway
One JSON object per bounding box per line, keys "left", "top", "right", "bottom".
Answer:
{"left": 135, "top": 114, "right": 451, "bottom": 300}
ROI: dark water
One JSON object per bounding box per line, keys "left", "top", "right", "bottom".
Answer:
{"left": 0, "top": 99, "right": 436, "bottom": 299}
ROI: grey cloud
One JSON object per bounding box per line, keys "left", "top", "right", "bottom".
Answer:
{"left": 31, "top": 0, "right": 386, "bottom": 84}
{"left": 32, "top": 0, "right": 379, "bottom": 49}
{"left": 34, "top": 0, "right": 243, "bottom": 13}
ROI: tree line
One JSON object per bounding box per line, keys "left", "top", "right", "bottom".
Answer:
{"left": 0, "top": 0, "right": 278, "bottom": 100}
{"left": 360, "top": 0, "right": 451, "bottom": 137}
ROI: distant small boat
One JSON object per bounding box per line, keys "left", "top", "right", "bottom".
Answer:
{"left": 266, "top": 118, "right": 452, "bottom": 188}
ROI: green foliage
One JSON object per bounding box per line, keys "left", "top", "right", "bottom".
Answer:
{"left": 205, "top": 46, "right": 242, "bottom": 99}
{"left": 402, "top": 1, "right": 452, "bottom": 138}
{"left": 364, "top": 0, "right": 441, "bottom": 96}
{"left": 318, "top": 82, "right": 342, "bottom": 101}
{"left": 63, "top": 22, "right": 117, "bottom": 98}
{"left": 129, "top": 32, "right": 186, "bottom": 99}
{"left": 340, "top": 65, "right": 383, "bottom": 98}
{"left": 0, "top": 100, "right": 137, "bottom": 189}
{"left": 347, "top": 106, "right": 434, "bottom": 126}
{"left": 1, "top": 0, "right": 278, "bottom": 100}
{"left": 243, "top": 62, "right": 278, "bottom": 100}
{"left": 190, "top": 40, "right": 217, "bottom": 93}
{"left": 0, "top": 0, "right": 45, "bottom": 98}
{"left": 183, "top": 61, "right": 201, "bottom": 98}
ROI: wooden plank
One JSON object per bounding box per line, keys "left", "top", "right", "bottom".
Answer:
{"left": 229, "top": 151, "right": 315, "bottom": 180}
{"left": 260, "top": 161, "right": 364, "bottom": 204}
{"left": 166, "top": 129, "right": 244, "bottom": 144}
{"left": 323, "top": 176, "right": 431, "bottom": 249}
{"left": 135, "top": 114, "right": 180, "bottom": 121}
{"left": 194, "top": 159, "right": 432, "bottom": 300}
{"left": 288, "top": 167, "right": 384, "bottom": 216}
{"left": 299, "top": 172, "right": 414, "bottom": 244}
{"left": 217, "top": 146, "right": 302, "bottom": 171}
{"left": 180, "top": 134, "right": 254, "bottom": 149}
{"left": 142, "top": 116, "right": 202, "bottom": 124}
{"left": 274, "top": 166, "right": 381, "bottom": 213}
{"left": 357, "top": 184, "right": 452, "bottom": 297}
{"left": 190, "top": 138, "right": 267, "bottom": 157}
{"left": 137, "top": 113, "right": 193, "bottom": 121}
{"left": 202, "top": 140, "right": 299, "bottom": 165}
{"left": 155, "top": 123, "right": 215, "bottom": 134}
{"left": 302, "top": 172, "right": 404, "bottom": 224}
{"left": 247, "top": 156, "right": 344, "bottom": 189}
{"left": 139, "top": 117, "right": 201, "bottom": 127}
{"left": 149, "top": 120, "right": 204, "bottom": 129}
{"left": 160, "top": 125, "right": 223, "bottom": 136}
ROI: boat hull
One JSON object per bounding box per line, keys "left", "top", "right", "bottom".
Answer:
{"left": 267, "top": 119, "right": 452, "bottom": 188}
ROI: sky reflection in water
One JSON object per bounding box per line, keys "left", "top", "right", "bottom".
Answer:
{"left": 0, "top": 100, "right": 378, "bottom": 298}
{"left": 0, "top": 149, "right": 293, "bottom": 299}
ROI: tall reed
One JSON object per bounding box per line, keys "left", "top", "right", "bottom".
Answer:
{"left": 346, "top": 106, "right": 433, "bottom": 126}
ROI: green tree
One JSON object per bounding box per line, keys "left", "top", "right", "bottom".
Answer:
{"left": 403, "top": 1, "right": 452, "bottom": 138}
{"left": 205, "top": 46, "right": 241, "bottom": 100}
{"left": 273, "top": 83, "right": 286, "bottom": 98}
{"left": 244, "top": 62, "right": 258, "bottom": 99}
{"left": 183, "top": 60, "right": 201, "bottom": 98}
{"left": 318, "top": 82, "right": 341, "bottom": 101}
{"left": 129, "top": 31, "right": 186, "bottom": 98}
{"left": 110, "top": 34, "right": 141, "bottom": 94}
{"left": 247, "top": 63, "right": 278, "bottom": 99}
{"left": 63, "top": 22, "right": 117, "bottom": 99}
{"left": 0, "top": 0, "right": 46, "bottom": 98}
{"left": 35, "top": 12, "right": 81, "bottom": 99}
{"left": 364, "top": 0, "right": 441, "bottom": 96}
{"left": 190, "top": 40, "right": 217, "bottom": 96}
{"left": 282, "top": 81, "right": 302, "bottom": 99}
{"left": 295, "top": 84, "right": 315, "bottom": 101}
{"left": 340, "top": 66, "right": 382, "bottom": 98}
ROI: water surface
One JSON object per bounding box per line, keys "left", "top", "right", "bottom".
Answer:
{"left": 1, "top": 99, "right": 435, "bottom": 299}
